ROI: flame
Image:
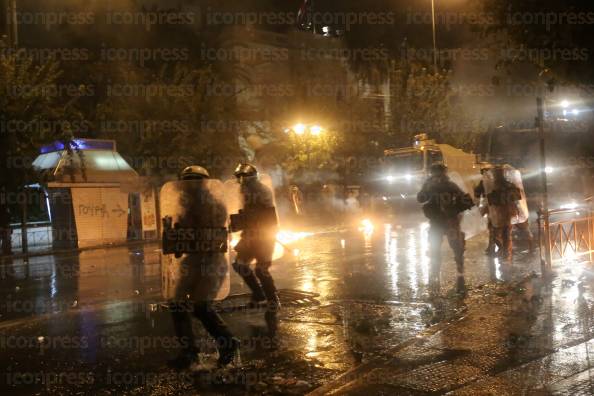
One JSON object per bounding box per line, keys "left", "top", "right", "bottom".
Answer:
{"left": 229, "top": 230, "right": 313, "bottom": 260}
{"left": 276, "top": 230, "right": 314, "bottom": 244}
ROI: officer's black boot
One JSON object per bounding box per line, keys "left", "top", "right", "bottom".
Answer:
{"left": 232, "top": 262, "right": 266, "bottom": 302}
{"left": 194, "top": 302, "right": 240, "bottom": 368}
{"left": 456, "top": 275, "right": 467, "bottom": 296}
{"left": 256, "top": 265, "right": 281, "bottom": 311}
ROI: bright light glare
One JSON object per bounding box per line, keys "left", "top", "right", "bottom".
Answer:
{"left": 404, "top": 174, "right": 413, "bottom": 181}
{"left": 276, "top": 230, "right": 313, "bottom": 244}
{"left": 293, "top": 123, "right": 306, "bottom": 135}
{"left": 232, "top": 230, "right": 312, "bottom": 261}
{"left": 572, "top": 109, "right": 579, "bottom": 115}
{"left": 386, "top": 175, "right": 395, "bottom": 183}
{"left": 561, "top": 100, "right": 570, "bottom": 108}
{"left": 310, "top": 125, "right": 323, "bottom": 136}
{"left": 230, "top": 234, "right": 240, "bottom": 248}
{"left": 276, "top": 230, "right": 312, "bottom": 259}
{"left": 545, "top": 166, "right": 554, "bottom": 174}
{"left": 359, "top": 218, "right": 375, "bottom": 237}
{"left": 560, "top": 202, "right": 578, "bottom": 210}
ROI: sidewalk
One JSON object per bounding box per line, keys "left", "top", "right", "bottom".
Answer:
{"left": 309, "top": 256, "right": 594, "bottom": 395}
{"left": 0, "top": 238, "right": 159, "bottom": 260}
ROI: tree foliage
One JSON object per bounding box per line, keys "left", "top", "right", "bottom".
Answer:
{"left": 0, "top": 52, "right": 84, "bottom": 190}
{"left": 0, "top": 51, "right": 84, "bottom": 253}
{"left": 96, "top": 61, "right": 242, "bottom": 183}
{"left": 390, "top": 63, "right": 485, "bottom": 152}
{"left": 477, "top": 0, "right": 594, "bottom": 86}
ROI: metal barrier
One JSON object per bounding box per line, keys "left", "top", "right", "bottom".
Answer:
{"left": 539, "top": 206, "right": 594, "bottom": 266}
{"left": 10, "top": 222, "right": 53, "bottom": 252}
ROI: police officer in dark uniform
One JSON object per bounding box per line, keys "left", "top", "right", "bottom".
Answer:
{"left": 474, "top": 163, "right": 496, "bottom": 256}
{"left": 488, "top": 166, "right": 522, "bottom": 261}
{"left": 418, "top": 164, "right": 473, "bottom": 278}
{"left": 231, "top": 163, "right": 281, "bottom": 310}
{"left": 168, "top": 166, "right": 240, "bottom": 370}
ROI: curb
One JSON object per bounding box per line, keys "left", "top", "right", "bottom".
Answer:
{"left": 0, "top": 239, "right": 160, "bottom": 260}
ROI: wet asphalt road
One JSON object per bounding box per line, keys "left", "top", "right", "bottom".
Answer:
{"left": 0, "top": 219, "right": 540, "bottom": 395}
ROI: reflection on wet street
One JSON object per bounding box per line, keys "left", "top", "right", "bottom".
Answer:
{"left": 2, "top": 222, "right": 594, "bottom": 394}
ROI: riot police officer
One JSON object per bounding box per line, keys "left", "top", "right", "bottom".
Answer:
{"left": 168, "top": 165, "right": 240, "bottom": 370}
{"left": 231, "top": 163, "right": 280, "bottom": 310}
{"left": 418, "top": 164, "right": 473, "bottom": 277}
{"left": 474, "top": 163, "right": 496, "bottom": 256}
{"left": 488, "top": 166, "right": 522, "bottom": 261}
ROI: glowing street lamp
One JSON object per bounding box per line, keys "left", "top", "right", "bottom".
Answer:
{"left": 290, "top": 123, "right": 324, "bottom": 136}
{"left": 293, "top": 123, "right": 306, "bottom": 135}
{"left": 560, "top": 100, "right": 570, "bottom": 108}
{"left": 310, "top": 125, "right": 323, "bottom": 136}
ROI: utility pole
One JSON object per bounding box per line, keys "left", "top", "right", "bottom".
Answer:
{"left": 311, "top": 0, "right": 316, "bottom": 35}
{"left": 537, "top": 97, "right": 552, "bottom": 273}
{"left": 431, "top": 0, "right": 437, "bottom": 74}
{"left": 6, "top": 0, "right": 18, "bottom": 47}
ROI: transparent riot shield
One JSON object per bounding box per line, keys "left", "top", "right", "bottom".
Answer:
{"left": 160, "top": 179, "right": 230, "bottom": 302}
{"left": 505, "top": 168, "right": 529, "bottom": 225}
{"left": 483, "top": 166, "right": 529, "bottom": 227}
{"left": 450, "top": 171, "right": 486, "bottom": 238}
{"left": 222, "top": 179, "right": 242, "bottom": 219}
{"left": 223, "top": 173, "right": 283, "bottom": 261}
{"left": 222, "top": 178, "right": 242, "bottom": 258}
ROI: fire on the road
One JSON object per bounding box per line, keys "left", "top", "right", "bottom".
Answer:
{"left": 229, "top": 230, "right": 314, "bottom": 259}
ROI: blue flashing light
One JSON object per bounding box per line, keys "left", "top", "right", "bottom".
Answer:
{"left": 40, "top": 139, "right": 115, "bottom": 154}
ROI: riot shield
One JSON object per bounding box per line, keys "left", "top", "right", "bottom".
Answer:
{"left": 223, "top": 173, "right": 283, "bottom": 261}
{"left": 483, "top": 166, "right": 529, "bottom": 227}
{"left": 160, "top": 179, "right": 230, "bottom": 302}
{"left": 449, "top": 171, "right": 486, "bottom": 238}
{"left": 223, "top": 179, "right": 242, "bottom": 219}
{"left": 505, "top": 168, "right": 529, "bottom": 225}
{"left": 222, "top": 179, "right": 242, "bottom": 263}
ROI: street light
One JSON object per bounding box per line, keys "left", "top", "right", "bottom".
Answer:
{"left": 290, "top": 123, "right": 324, "bottom": 136}
{"left": 431, "top": 0, "right": 438, "bottom": 74}
{"left": 310, "top": 125, "right": 323, "bottom": 136}
{"left": 293, "top": 123, "right": 306, "bottom": 135}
